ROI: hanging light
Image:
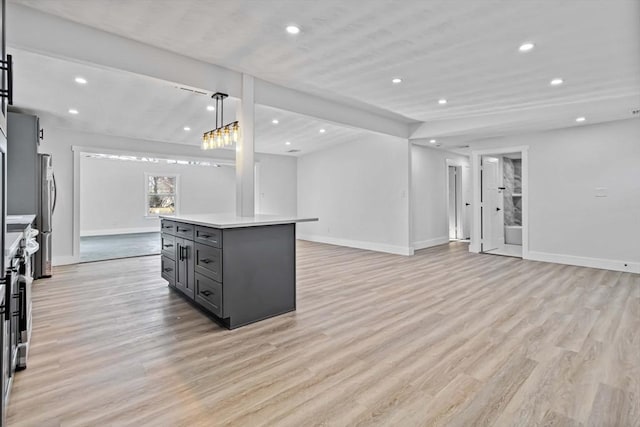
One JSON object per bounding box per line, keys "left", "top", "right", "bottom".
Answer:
{"left": 232, "top": 121, "right": 239, "bottom": 143}
{"left": 202, "top": 92, "right": 239, "bottom": 150}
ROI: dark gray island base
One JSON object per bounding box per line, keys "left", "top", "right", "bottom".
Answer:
{"left": 159, "top": 214, "right": 316, "bottom": 329}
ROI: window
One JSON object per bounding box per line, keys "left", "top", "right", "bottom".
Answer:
{"left": 145, "top": 174, "right": 178, "bottom": 216}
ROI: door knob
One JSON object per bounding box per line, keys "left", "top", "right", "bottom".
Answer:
{"left": 496, "top": 207, "right": 501, "bottom": 212}
{"left": 465, "top": 203, "right": 471, "bottom": 206}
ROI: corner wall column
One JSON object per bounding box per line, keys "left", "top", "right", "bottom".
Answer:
{"left": 236, "top": 74, "right": 255, "bottom": 217}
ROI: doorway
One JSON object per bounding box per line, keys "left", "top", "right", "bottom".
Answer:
{"left": 470, "top": 147, "right": 528, "bottom": 258}
{"left": 447, "top": 165, "right": 462, "bottom": 240}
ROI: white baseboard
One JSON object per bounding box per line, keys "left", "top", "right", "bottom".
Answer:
{"left": 297, "top": 234, "right": 414, "bottom": 256}
{"left": 81, "top": 227, "right": 159, "bottom": 237}
{"left": 527, "top": 251, "right": 640, "bottom": 274}
{"left": 52, "top": 255, "right": 80, "bottom": 266}
{"left": 413, "top": 236, "right": 450, "bottom": 250}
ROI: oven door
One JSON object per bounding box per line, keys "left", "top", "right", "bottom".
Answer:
{"left": 17, "top": 272, "right": 31, "bottom": 370}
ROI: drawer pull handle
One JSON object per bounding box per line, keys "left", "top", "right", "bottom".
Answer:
{"left": 163, "top": 268, "right": 173, "bottom": 272}
{"left": 201, "top": 258, "right": 212, "bottom": 264}
{"left": 201, "top": 290, "right": 212, "bottom": 297}
{"left": 200, "top": 234, "right": 211, "bottom": 238}
{"left": 164, "top": 244, "right": 173, "bottom": 248}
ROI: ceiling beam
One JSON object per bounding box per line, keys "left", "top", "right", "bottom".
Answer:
{"left": 8, "top": 3, "right": 412, "bottom": 139}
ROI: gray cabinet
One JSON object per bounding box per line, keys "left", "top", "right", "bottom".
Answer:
{"left": 174, "top": 238, "right": 194, "bottom": 299}
{"left": 194, "top": 273, "right": 222, "bottom": 318}
{"left": 0, "top": 0, "right": 10, "bottom": 136}
{"left": 160, "top": 220, "right": 296, "bottom": 329}
{"left": 194, "top": 243, "right": 222, "bottom": 283}
{"left": 161, "top": 233, "right": 175, "bottom": 259}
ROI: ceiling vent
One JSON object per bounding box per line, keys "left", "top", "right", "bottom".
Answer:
{"left": 287, "top": 149, "right": 301, "bottom": 153}
{"left": 176, "top": 86, "right": 208, "bottom": 96}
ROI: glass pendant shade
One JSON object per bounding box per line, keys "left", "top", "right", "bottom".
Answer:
{"left": 201, "top": 93, "right": 239, "bottom": 150}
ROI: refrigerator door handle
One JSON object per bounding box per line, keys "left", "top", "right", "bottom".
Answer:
{"left": 52, "top": 172, "right": 57, "bottom": 214}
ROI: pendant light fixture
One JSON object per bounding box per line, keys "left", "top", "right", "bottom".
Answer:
{"left": 202, "top": 92, "right": 239, "bottom": 150}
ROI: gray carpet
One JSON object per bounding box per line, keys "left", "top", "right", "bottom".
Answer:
{"left": 80, "top": 232, "right": 161, "bottom": 263}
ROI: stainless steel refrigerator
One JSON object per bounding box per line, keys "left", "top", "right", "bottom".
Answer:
{"left": 7, "top": 112, "right": 54, "bottom": 279}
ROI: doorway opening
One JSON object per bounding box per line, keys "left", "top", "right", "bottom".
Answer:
{"left": 73, "top": 147, "right": 236, "bottom": 263}
{"left": 448, "top": 165, "right": 462, "bottom": 240}
{"left": 478, "top": 151, "right": 524, "bottom": 258}
{"left": 446, "top": 159, "right": 471, "bottom": 242}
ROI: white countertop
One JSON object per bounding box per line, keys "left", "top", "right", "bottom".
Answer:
{"left": 161, "top": 213, "right": 318, "bottom": 229}
{"left": 5, "top": 232, "right": 23, "bottom": 258}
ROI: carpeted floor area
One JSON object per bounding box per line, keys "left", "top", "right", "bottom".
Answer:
{"left": 80, "top": 232, "right": 161, "bottom": 262}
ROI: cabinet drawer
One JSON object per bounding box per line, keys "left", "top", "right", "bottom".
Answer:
{"left": 160, "top": 220, "right": 175, "bottom": 235}
{"left": 194, "top": 243, "right": 222, "bottom": 282}
{"left": 161, "top": 234, "right": 176, "bottom": 259}
{"left": 161, "top": 256, "right": 176, "bottom": 286}
{"left": 195, "top": 273, "right": 223, "bottom": 318}
{"left": 194, "top": 226, "right": 222, "bottom": 248}
{"left": 174, "top": 222, "right": 194, "bottom": 240}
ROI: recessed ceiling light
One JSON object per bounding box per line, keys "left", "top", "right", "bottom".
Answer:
{"left": 286, "top": 25, "right": 300, "bottom": 35}
{"left": 285, "top": 141, "right": 291, "bottom": 145}
{"left": 519, "top": 42, "right": 535, "bottom": 52}
{"left": 550, "top": 78, "right": 564, "bottom": 86}
{"left": 392, "top": 78, "right": 402, "bottom": 84}
{"left": 74, "top": 77, "right": 87, "bottom": 85}
{"left": 438, "top": 99, "right": 447, "bottom": 105}
{"left": 319, "top": 128, "right": 326, "bottom": 134}
{"left": 272, "top": 119, "right": 279, "bottom": 125}
{"left": 575, "top": 117, "right": 586, "bottom": 122}
{"left": 206, "top": 105, "right": 215, "bottom": 111}
{"left": 68, "top": 108, "right": 79, "bottom": 115}
{"left": 429, "top": 139, "right": 437, "bottom": 144}
{"left": 184, "top": 126, "right": 191, "bottom": 131}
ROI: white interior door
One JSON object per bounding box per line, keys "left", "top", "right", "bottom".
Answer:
{"left": 481, "top": 157, "right": 503, "bottom": 251}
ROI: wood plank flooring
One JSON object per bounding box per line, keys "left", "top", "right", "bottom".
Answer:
{"left": 7, "top": 241, "right": 640, "bottom": 426}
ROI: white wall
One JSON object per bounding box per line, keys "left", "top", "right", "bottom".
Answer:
{"left": 411, "top": 145, "right": 470, "bottom": 249}
{"left": 297, "top": 133, "right": 412, "bottom": 255}
{"left": 469, "top": 118, "right": 640, "bottom": 273}
{"left": 256, "top": 154, "right": 297, "bottom": 216}
{"left": 40, "top": 124, "right": 297, "bottom": 265}
{"left": 80, "top": 157, "right": 236, "bottom": 235}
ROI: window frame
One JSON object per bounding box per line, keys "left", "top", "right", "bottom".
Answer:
{"left": 144, "top": 173, "right": 180, "bottom": 218}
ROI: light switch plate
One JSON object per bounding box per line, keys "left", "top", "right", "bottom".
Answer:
{"left": 595, "top": 187, "right": 608, "bottom": 197}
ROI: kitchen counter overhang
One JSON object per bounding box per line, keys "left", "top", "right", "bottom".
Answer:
{"left": 159, "top": 213, "right": 318, "bottom": 229}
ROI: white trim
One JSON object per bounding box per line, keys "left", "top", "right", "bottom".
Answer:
{"left": 80, "top": 227, "right": 159, "bottom": 237}
{"left": 71, "top": 145, "right": 235, "bottom": 166}
{"left": 470, "top": 145, "right": 529, "bottom": 259}
{"left": 528, "top": 251, "right": 640, "bottom": 274}
{"left": 72, "top": 149, "right": 81, "bottom": 259}
{"left": 52, "top": 255, "right": 79, "bottom": 266}
{"left": 413, "top": 237, "right": 450, "bottom": 250}
{"left": 297, "top": 234, "right": 414, "bottom": 256}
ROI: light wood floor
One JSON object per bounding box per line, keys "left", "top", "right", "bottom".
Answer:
{"left": 7, "top": 241, "right": 639, "bottom": 426}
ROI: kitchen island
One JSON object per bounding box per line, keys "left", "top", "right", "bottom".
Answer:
{"left": 159, "top": 214, "right": 317, "bottom": 329}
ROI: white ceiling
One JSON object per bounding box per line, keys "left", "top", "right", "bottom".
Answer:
{"left": 9, "top": 49, "right": 372, "bottom": 156}
{"left": 11, "top": 0, "right": 640, "bottom": 142}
